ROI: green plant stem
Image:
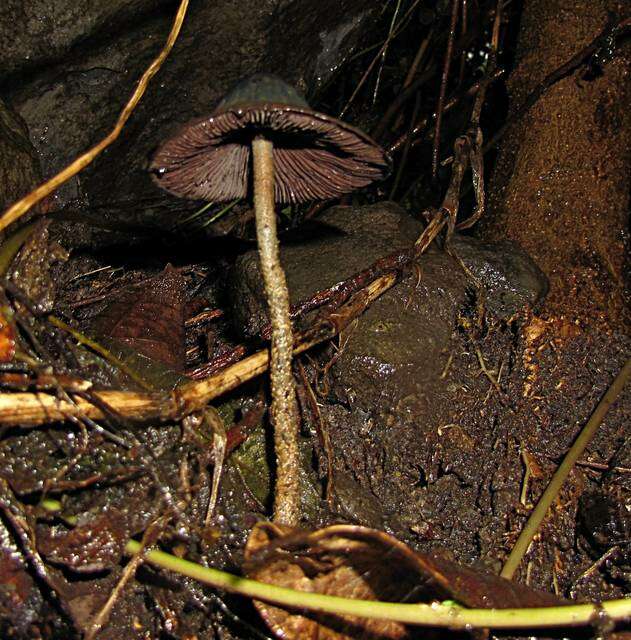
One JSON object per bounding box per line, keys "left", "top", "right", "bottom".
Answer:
{"left": 125, "top": 539, "right": 631, "bottom": 628}
{"left": 501, "top": 358, "right": 631, "bottom": 579}
{"left": 251, "top": 135, "right": 300, "bottom": 526}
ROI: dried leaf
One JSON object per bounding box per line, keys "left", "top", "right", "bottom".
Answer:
{"left": 245, "top": 523, "right": 565, "bottom": 640}
{"left": 37, "top": 509, "right": 131, "bottom": 573}
{"left": 94, "top": 264, "right": 186, "bottom": 372}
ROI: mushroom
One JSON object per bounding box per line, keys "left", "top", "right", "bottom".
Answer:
{"left": 151, "top": 74, "right": 390, "bottom": 525}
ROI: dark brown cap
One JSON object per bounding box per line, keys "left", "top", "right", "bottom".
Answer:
{"left": 150, "top": 74, "right": 391, "bottom": 203}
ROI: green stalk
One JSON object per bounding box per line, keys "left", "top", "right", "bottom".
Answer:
{"left": 125, "top": 539, "right": 631, "bottom": 629}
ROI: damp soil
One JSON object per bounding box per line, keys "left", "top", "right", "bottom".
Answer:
{"left": 1, "top": 199, "right": 628, "bottom": 639}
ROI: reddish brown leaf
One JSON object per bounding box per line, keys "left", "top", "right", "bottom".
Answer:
{"left": 94, "top": 264, "right": 186, "bottom": 371}
{"left": 245, "top": 523, "right": 565, "bottom": 640}
{"left": 37, "top": 509, "right": 132, "bottom": 573}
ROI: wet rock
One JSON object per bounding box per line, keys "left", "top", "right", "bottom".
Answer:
{"left": 0, "top": 97, "right": 40, "bottom": 212}
{"left": 9, "top": 0, "right": 382, "bottom": 215}
{"left": 266, "top": 0, "right": 378, "bottom": 96}
{"left": 230, "top": 202, "right": 424, "bottom": 337}
{"left": 229, "top": 202, "right": 548, "bottom": 338}
{"left": 454, "top": 238, "right": 548, "bottom": 318}
{"left": 0, "top": 0, "right": 172, "bottom": 81}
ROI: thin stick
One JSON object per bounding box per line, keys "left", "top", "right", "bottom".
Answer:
{"left": 372, "top": 0, "right": 403, "bottom": 106}
{"left": 431, "top": 0, "right": 459, "bottom": 180}
{"left": 339, "top": 0, "right": 423, "bottom": 118}
{"left": 87, "top": 518, "right": 168, "bottom": 640}
{"left": 501, "top": 358, "right": 631, "bottom": 580}
{"left": 402, "top": 27, "right": 434, "bottom": 90}
{"left": 387, "top": 68, "right": 504, "bottom": 155}
{"left": 0, "top": 0, "right": 190, "bottom": 234}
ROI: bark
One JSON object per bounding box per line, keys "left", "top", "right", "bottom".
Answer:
{"left": 483, "top": 0, "right": 630, "bottom": 330}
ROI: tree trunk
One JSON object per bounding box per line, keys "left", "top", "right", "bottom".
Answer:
{"left": 483, "top": 0, "right": 630, "bottom": 331}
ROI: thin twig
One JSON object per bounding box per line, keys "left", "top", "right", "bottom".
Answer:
{"left": 403, "top": 26, "right": 435, "bottom": 90}
{"left": 389, "top": 91, "right": 422, "bottom": 198}
{"left": 388, "top": 68, "right": 504, "bottom": 155}
{"left": 372, "top": 0, "right": 403, "bottom": 106}
{"left": 86, "top": 517, "right": 169, "bottom": 640}
{"left": 339, "top": 0, "right": 423, "bottom": 118}
{"left": 431, "top": 0, "right": 460, "bottom": 180}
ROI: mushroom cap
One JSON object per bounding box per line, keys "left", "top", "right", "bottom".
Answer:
{"left": 150, "top": 74, "right": 391, "bottom": 204}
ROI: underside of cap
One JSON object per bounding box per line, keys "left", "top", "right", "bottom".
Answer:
{"left": 151, "top": 95, "right": 391, "bottom": 204}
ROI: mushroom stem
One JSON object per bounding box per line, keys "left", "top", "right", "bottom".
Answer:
{"left": 251, "top": 135, "right": 301, "bottom": 526}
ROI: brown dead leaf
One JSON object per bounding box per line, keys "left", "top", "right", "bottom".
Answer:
{"left": 37, "top": 509, "right": 132, "bottom": 573}
{"left": 245, "top": 523, "right": 564, "bottom": 640}
{"left": 94, "top": 264, "right": 186, "bottom": 372}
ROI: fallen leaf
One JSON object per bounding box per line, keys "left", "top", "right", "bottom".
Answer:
{"left": 37, "top": 509, "right": 132, "bottom": 573}
{"left": 245, "top": 523, "right": 565, "bottom": 640}
{"left": 94, "top": 264, "right": 186, "bottom": 372}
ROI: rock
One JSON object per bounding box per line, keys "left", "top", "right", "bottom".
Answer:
{"left": 229, "top": 202, "right": 548, "bottom": 338}
{"left": 266, "top": 0, "right": 378, "bottom": 96}
{"left": 8, "top": 0, "right": 382, "bottom": 215}
{"left": 454, "top": 237, "right": 548, "bottom": 318}
{"left": 231, "top": 202, "right": 423, "bottom": 337}
{"left": 0, "top": 0, "right": 172, "bottom": 81}
{"left": 0, "top": 97, "right": 40, "bottom": 213}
